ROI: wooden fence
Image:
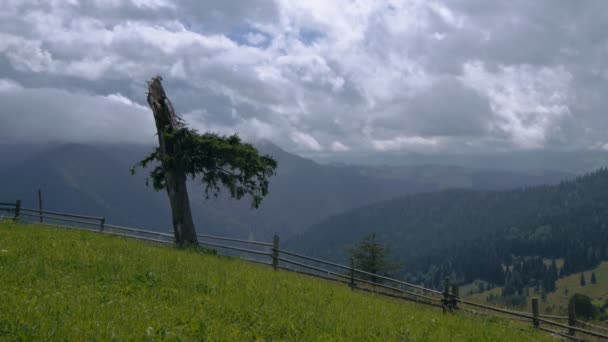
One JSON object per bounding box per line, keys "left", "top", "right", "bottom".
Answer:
{"left": 1, "top": 199, "right": 607, "bottom": 341}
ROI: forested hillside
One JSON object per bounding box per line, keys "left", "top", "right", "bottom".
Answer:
{"left": 287, "top": 168, "right": 608, "bottom": 295}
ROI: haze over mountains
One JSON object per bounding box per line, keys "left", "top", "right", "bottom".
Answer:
{"left": 314, "top": 150, "right": 608, "bottom": 174}
{"left": 285, "top": 166, "right": 608, "bottom": 292}
{"left": 286, "top": 169, "right": 607, "bottom": 262}
{"left": 0, "top": 141, "right": 575, "bottom": 241}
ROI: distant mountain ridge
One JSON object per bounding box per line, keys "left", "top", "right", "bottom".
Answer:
{"left": 285, "top": 167, "right": 608, "bottom": 288}
{"left": 0, "top": 142, "right": 573, "bottom": 241}
{"left": 311, "top": 150, "right": 608, "bottom": 173}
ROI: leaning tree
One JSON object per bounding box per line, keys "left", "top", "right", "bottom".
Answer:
{"left": 131, "top": 76, "right": 277, "bottom": 246}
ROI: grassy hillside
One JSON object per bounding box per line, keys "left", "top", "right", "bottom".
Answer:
{"left": 0, "top": 222, "right": 550, "bottom": 341}
{"left": 551, "top": 262, "right": 608, "bottom": 308}
{"left": 468, "top": 262, "right": 608, "bottom": 317}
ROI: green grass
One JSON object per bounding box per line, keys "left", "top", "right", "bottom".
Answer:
{"left": 542, "top": 262, "right": 608, "bottom": 314}
{"left": 467, "top": 261, "right": 608, "bottom": 318}
{"left": 0, "top": 222, "right": 550, "bottom": 341}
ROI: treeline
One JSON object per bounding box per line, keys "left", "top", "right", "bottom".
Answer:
{"left": 291, "top": 167, "right": 608, "bottom": 299}
{"left": 406, "top": 169, "right": 608, "bottom": 293}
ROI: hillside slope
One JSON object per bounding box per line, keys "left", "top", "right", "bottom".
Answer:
{"left": 467, "top": 261, "right": 608, "bottom": 318}
{"left": 0, "top": 142, "right": 571, "bottom": 240}
{"left": 0, "top": 142, "right": 422, "bottom": 239}
{"left": 286, "top": 168, "right": 608, "bottom": 285}
{"left": 0, "top": 222, "right": 549, "bottom": 341}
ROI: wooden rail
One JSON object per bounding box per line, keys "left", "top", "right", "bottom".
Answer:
{"left": 19, "top": 212, "right": 99, "bottom": 226}
{"left": 278, "top": 248, "right": 443, "bottom": 296}
{"left": 197, "top": 233, "right": 272, "bottom": 247}
{"left": 105, "top": 224, "right": 173, "bottom": 238}
{"left": 198, "top": 240, "right": 272, "bottom": 257}
{"left": 578, "top": 320, "right": 608, "bottom": 333}
{"left": 539, "top": 313, "right": 568, "bottom": 320}
{"left": 4, "top": 200, "right": 608, "bottom": 341}
{"left": 20, "top": 207, "right": 103, "bottom": 221}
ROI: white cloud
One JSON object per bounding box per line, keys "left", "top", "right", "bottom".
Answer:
{"left": 245, "top": 32, "right": 268, "bottom": 46}
{"left": 290, "top": 131, "right": 322, "bottom": 151}
{"left": 330, "top": 141, "right": 350, "bottom": 152}
{"left": 0, "top": 85, "right": 155, "bottom": 144}
{"left": 461, "top": 61, "right": 572, "bottom": 149}
{"left": 0, "top": 0, "right": 607, "bottom": 156}
{"left": 372, "top": 136, "right": 440, "bottom": 152}
{"left": 0, "top": 78, "right": 22, "bottom": 92}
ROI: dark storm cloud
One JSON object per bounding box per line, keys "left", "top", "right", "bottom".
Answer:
{"left": 0, "top": 1, "right": 607, "bottom": 154}
{"left": 373, "top": 77, "right": 494, "bottom": 138}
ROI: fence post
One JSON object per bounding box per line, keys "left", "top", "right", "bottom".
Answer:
{"left": 272, "top": 234, "right": 279, "bottom": 271}
{"left": 451, "top": 284, "right": 460, "bottom": 310}
{"left": 38, "top": 189, "right": 43, "bottom": 223}
{"left": 532, "top": 297, "right": 539, "bottom": 329}
{"left": 349, "top": 257, "right": 356, "bottom": 289}
{"left": 568, "top": 298, "right": 576, "bottom": 337}
{"left": 14, "top": 200, "right": 21, "bottom": 221}
{"left": 442, "top": 277, "right": 450, "bottom": 312}
{"left": 99, "top": 217, "right": 105, "bottom": 232}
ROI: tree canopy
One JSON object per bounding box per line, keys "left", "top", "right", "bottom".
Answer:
{"left": 348, "top": 232, "right": 399, "bottom": 283}
{"left": 133, "top": 130, "right": 277, "bottom": 208}
{"left": 132, "top": 76, "right": 277, "bottom": 245}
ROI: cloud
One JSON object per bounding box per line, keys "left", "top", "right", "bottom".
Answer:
{"left": 461, "top": 61, "right": 572, "bottom": 148}
{"left": 290, "top": 131, "right": 322, "bottom": 151}
{"left": 330, "top": 141, "right": 350, "bottom": 152}
{"left": 372, "top": 136, "right": 441, "bottom": 152}
{"left": 0, "top": 79, "right": 155, "bottom": 144}
{"left": 0, "top": 1, "right": 607, "bottom": 156}
{"left": 371, "top": 76, "right": 494, "bottom": 138}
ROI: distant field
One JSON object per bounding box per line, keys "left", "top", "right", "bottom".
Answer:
{"left": 545, "top": 262, "right": 608, "bottom": 313}
{"left": 467, "top": 261, "right": 608, "bottom": 317}
{"left": 0, "top": 222, "right": 550, "bottom": 341}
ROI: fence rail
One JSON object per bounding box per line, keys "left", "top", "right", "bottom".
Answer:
{"left": 20, "top": 207, "right": 103, "bottom": 221}
{"left": 197, "top": 233, "right": 273, "bottom": 247}
{"left": 3, "top": 198, "right": 608, "bottom": 341}
{"left": 105, "top": 224, "right": 173, "bottom": 238}
{"left": 19, "top": 212, "right": 99, "bottom": 226}
{"left": 199, "top": 240, "right": 273, "bottom": 257}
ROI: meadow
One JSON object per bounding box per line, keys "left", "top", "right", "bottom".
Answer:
{"left": 0, "top": 221, "right": 551, "bottom": 341}
{"left": 467, "top": 260, "right": 608, "bottom": 318}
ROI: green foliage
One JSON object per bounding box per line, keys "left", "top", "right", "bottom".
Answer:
{"left": 469, "top": 261, "right": 608, "bottom": 316}
{"left": 502, "top": 294, "right": 528, "bottom": 307}
{"left": 580, "top": 272, "right": 586, "bottom": 287}
{"left": 591, "top": 271, "right": 597, "bottom": 284}
{"left": 0, "top": 222, "right": 550, "bottom": 341}
{"left": 570, "top": 294, "right": 598, "bottom": 320}
{"left": 132, "top": 129, "right": 277, "bottom": 208}
{"left": 348, "top": 233, "right": 399, "bottom": 282}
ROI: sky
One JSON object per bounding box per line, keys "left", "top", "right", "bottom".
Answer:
{"left": 1, "top": 1, "right": 608, "bottom": 157}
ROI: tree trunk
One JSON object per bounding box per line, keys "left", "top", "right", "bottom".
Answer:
{"left": 147, "top": 76, "right": 199, "bottom": 246}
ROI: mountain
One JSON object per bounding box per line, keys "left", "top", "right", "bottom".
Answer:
{"left": 0, "top": 142, "right": 423, "bottom": 239}
{"left": 0, "top": 142, "right": 572, "bottom": 241}
{"left": 344, "top": 164, "right": 570, "bottom": 191}
{"left": 0, "top": 143, "right": 55, "bottom": 169}
{"left": 312, "top": 150, "right": 608, "bottom": 173}
{"left": 0, "top": 144, "right": 170, "bottom": 229}
{"left": 285, "top": 168, "right": 608, "bottom": 289}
